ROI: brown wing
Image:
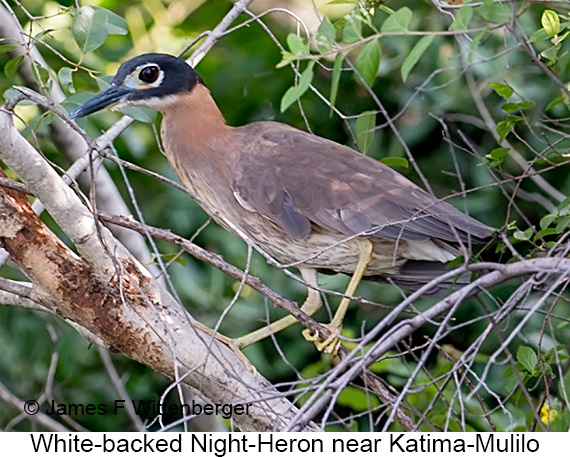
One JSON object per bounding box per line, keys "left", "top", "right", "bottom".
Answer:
{"left": 232, "top": 122, "right": 493, "bottom": 243}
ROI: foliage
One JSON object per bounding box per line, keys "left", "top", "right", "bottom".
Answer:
{"left": 1, "top": 0, "right": 570, "bottom": 432}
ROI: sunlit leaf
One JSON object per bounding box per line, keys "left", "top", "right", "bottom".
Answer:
{"left": 501, "top": 102, "right": 518, "bottom": 113}
{"left": 280, "top": 61, "right": 315, "bottom": 112}
{"left": 286, "top": 33, "right": 309, "bottom": 57}
{"left": 485, "top": 147, "right": 510, "bottom": 166}
{"left": 513, "top": 227, "right": 533, "bottom": 240}
{"left": 489, "top": 82, "right": 513, "bottom": 100}
{"left": 72, "top": 6, "right": 108, "bottom": 55}
{"left": 381, "top": 7, "right": 412, "bottom": 33}
{"left": 516, "top": 100, "right": 535, "bottom": 110}
{"left": 401, "top": 35, "right": 434, "bottom": 82}
{"left": 341, "top": 10, "right": 362, "bottom": 43}
{"left": 542, "top": 10, "right": 560, "bottom": 37}
{"left": 0, "top": 44, "right": 19, "bottom": 53}
{"left": 496, "top": 115, "right": 522, "bottom": 142}
{"left": 93, "top": 6, "right": 128, "bottom": 36}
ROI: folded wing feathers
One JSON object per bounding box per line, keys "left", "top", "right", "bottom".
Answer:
{"left": 233, "top": 122, "right": 493, "bottom": 244}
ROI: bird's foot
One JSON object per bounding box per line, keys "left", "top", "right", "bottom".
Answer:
{"left": 215, "top": 334, "right": 257, "bottom": 374}
{"left": 225, "top": 341, "right": 257, "bottom": 374}
{"left": 193, "top": 322, "right": 256, "bottom": 373}
{"left": 302, "top": 324, "right": 342, "bottom": 355}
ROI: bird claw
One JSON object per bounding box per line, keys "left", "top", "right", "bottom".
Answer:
{"left": 302, "top": 325, "right": 342, "bottom": 355}
{"left": 193, "top": 321, "right": 257, "bottom": 374}
{"left": 226, "top": 342, "right": 257, "bottom": 375}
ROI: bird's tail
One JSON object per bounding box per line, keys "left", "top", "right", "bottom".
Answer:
{"left": 366, "top": 260, "right": 478, "bottom": 298}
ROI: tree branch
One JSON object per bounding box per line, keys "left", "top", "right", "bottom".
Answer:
{"left": 0, "top": 106, "right": 319, "bottom": 432}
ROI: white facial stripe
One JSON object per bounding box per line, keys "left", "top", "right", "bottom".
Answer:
{"left": 112, "top": 94, "right": 179, "bottom": 110}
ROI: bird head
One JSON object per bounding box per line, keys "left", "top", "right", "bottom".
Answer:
{"left": 70, "top": 53, "right": 203, "bottom": 118}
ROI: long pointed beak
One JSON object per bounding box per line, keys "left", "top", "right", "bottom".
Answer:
{"left": 70, "top": 85, "right": 133, "bottom": 119}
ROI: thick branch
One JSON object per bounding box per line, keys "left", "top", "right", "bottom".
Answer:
{"left": 0, "top": 108, "right": 319, "bottom": 432}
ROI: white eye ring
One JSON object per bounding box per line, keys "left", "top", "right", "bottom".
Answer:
{"left": 139, "top": 65, "right": 160, "bottom": 84}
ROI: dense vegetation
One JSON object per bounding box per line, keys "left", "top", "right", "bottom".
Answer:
{"left": 1, "top": 0, "right": 570, "bottom": 431}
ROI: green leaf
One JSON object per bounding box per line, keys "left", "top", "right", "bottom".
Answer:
{"left": 3, "top": 87, "right": 39, "bottom": 106}
{"left": 501, "top": 102, "right": 518, "bottom": 113}
{"left": 468, "top": 28, "right": 489, "bottom": 63}
{"left": 0, "top": 44, "right": 19, "bottom": 53}
{"left": 503, "top": 372, "right": 520, "bottom": 392}
{"left": 496, "top": 115, "right": 522, "bottom": 142}
{"left": 328, "top": 0, "right": 359, "bottom": 5}
{"left": 541, "top": 44, "right": 561, "bottom": 62}
{"left": 355, "top": 110, "right": 376, "bottom": 154}
{"left": 516, "top": 100, "right": 535, "bottom": 110}
{"left": 486, "top": 147, "right": 510, "bottom": 164}
{"left": 58, "top": 67, "right": 75, "bottom": 94}
{"left": 496, "top": 121, "right": 510, "bottom": 142}
{"left": 502, "top": 365, "right": 514, "bottom": 378}
{"left": 316, "top": 17, "right": 335, "bottom": 54}
{"left": 118, "top": 106, "right": 157, "bottom": 123}
{"left": 381, "top": 157, "right": 409, "bottom": 168}
{"left": 517, "top": 346, "right": 538, "bottom": 373}
{"left": 5, "top": 54, "right": 26, "bottom": 77}
{"left": 280, "top": 61, "right": 315, "bottom": 112}
{"left": 381, "top": 7, "right": 413, "bottom": 33}
{"left": 329, "top": 54, "right": 343, "bottom": 115}
{"left": 555, "top": 214, "right": 570, "bottom": 233}
{"left": 3, "top": 87, "right": 20, "bottom": 102}
{"left": 557, "top": 196, "right": 570, "bottom": 212}
{"left": 401, "top": 35, "right": 434, "bottom": 82}
{"left": 500, "top": 99, "right": 535, "bottom": 115}
{"left": 337, "top": 386, "right": 379, "bottom": 411}
{"left": 287, "top": 33, "right": 309, "bottom": 57}
{"left": 542, "top": 10, "right": 560, "bottom": 37}
{"left": 450, "top": 5, "right": 473, "bottom": 31}
{"left": 489, "top": 82, "right": 513, "bottom": 100}
{"left": 72, "top": 6, "right": 108, "bottom": 55}
{"left": 31, "top": 64, "right": 51, "bottom": 94}
{"left": 92, "top": 6, "right": 128, "bottom": 36}
{"left": 355, "top": 38, "right": 381, "bottom": 86}
{"left": 529, "top": 28, "right": 550, "bottom": 43}
{"left": 546, "top": 96, "right": 564, "bottom": 111}
{"left": 341, "top": 10, "right": 362, "bottom": 43}
{"left": 540, "top": 214, "right": 557, "bottom": 231}
{"left": 479, "top": 0, "right": 511, "bottom": 24}
{"left": 513, "top": 227, "right": 533, "bottom": 241}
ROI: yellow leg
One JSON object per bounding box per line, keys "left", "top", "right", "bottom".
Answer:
{"left": 303, "top": 238, "right": 373, "bottom": 354}
{"left": 198, "top": 267, "right": 321, "bottom": 372}
{"left": 230, "top": 267, "right": 321, "bottom": 349}
{"left": 191, "top": 320, "right": 257, "bottom": 372}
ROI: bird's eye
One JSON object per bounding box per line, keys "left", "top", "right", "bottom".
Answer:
{"left": 139, "top": 65, "right": 160, "bottom": 84}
